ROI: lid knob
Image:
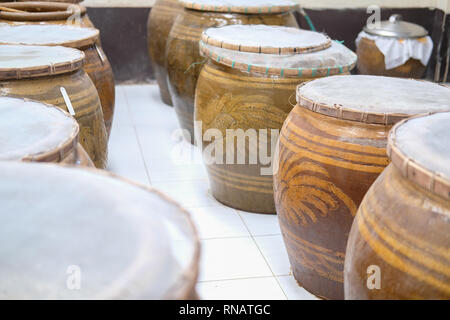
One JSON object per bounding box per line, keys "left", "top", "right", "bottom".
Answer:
{"left": 389, "top": 14, "right": 403, "bottom": 24}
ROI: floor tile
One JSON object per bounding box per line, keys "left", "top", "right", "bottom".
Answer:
{"left": 198, "top": 277, "right": 287, "bottom": 300}
{"left": 238, "top": 211, "right": 281, "bottom": 236}
{"left": 190, "top": 206, "right": 250, "bottom": 240}
{"left": 277, "top": 276, "right": 320, "bottom": 300}
{"left": 199, "top": 237, "right": 272, "bottom": 282}
{"left": 107, "top": 124, "right": 150, "bottom": 186}
{"left": 254, "top": 235, "right": 291, "bottom": 276}
{"left": 152, "top": 179, "right": 217, "bottom": 208}
{"left": 112, "top": 86, "right": 132, "bottom": 125}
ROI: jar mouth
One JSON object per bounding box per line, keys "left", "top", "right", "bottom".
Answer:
{"left": 179, "top": 0, "right": 299, "bottom": 14}
{"left": 0, "top": 2, "right": 87, "bottom": 22}
{"left": 0, "top": 45, "right": 85, "bottom": 81}
{"left": 387, "top": 112, "right": 450, "bottom": 201}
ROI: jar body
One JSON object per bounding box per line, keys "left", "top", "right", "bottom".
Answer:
{"left": 167, "top": 9, "right": 298, "bottom": 143}
{"left": 83, "top": 44, "right": 116, "bottom": 138}
{"left": 274, "top": 106, "right": 390, "bottom": 299}
{"left": 357, "top": 37, "right": 426, "bottom": 79}
{"left": 147, "top": 0, "right": 182, "bottom": 106}
{"left": 344, "top": 164, "right": 450, "bottom": 299}
{"left": 0, "top": 70, "right": 108, "bottom": 169}
{"left": 196, "top": 60, "right": 305, "bottom": 213}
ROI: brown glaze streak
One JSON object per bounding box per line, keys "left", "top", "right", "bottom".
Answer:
{"left": 196, "top": 60, "right": 311, "bottom": 214}
{"left": 0, "top": 70, "right": 108, "bottom": 169}
{"left": 345, "top": 164, "right": 450, "bottom": 300}
{"left": 274, "top": 106, "right": 391, "bottom": 299}
{"left": 82, "top": 44, "right": 115, "bottom": 137}
{"left": 147, "top": 0, "right": 182, "bottom": 106}
{"left": 167, "top": 8, "right": 298, "bottom": 144}
{"left": 357, "top": 37, "right": 426, "bottom": 79}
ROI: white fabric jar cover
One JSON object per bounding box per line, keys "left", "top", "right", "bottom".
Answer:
{"left": 356, "top": 31, "right": 433, "bottom": 70}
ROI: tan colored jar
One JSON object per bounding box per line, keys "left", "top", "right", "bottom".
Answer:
{"left": 0, "top": 1, "right": 94, "bottom": 27}
{"left": 167, "top": 0, "right": 300, "bottom": 143}
{"left": 195, "top": 25, "right": 356, "bottom": 214}
{"left": 274, "top": 75, "right": 450, "bottom": 299}
{"left": 0, "top": 24, "right": 116, "bottom": 138}
{"left": 0, "top": 96, "right": 94, "bottom": 167}
{"left": 147, "top": 0, "right": 182, "bottom": 106}
{"left": 345, "top": 112, "right": 450, "bottom": 300}
{"left": 0, "top": 45, "right": 108, "bottom": 169}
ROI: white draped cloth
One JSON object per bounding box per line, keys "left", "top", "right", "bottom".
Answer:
{"left": 356, "top": 31, "right": 433, "bottom": 70}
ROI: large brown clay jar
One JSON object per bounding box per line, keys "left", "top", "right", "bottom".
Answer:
{"left": 357, "top": 37, "right": 426, "bottom": 78}
{"left": 147, "top": 0, "right": 182, "bottom": 106}
{"left": 195, "top": 25, "right": 356, "bottom": 213}
{"left": 0, "top": 24, "right": 116, "bottom": 138}
{"left": 344, "top": 112, "right": 450, "bottom": 300}
{"left": 167, "top": 1, "right": 300, "bottom": 144}
{"left": 274, "top": 75, "right": 450, "bottom": 299}
{"left": 0, "top": 45, "right": 108, "bottom": 169}
{"left": 0, "top": 2, "right": 94, "bottom": 27}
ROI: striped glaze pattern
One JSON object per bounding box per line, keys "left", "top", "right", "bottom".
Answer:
{"left": 274, "top": 106, "right": 390, "bottom": 299}
{"left": 0, "top": 70, "right": 108, "bottom": 169}
{"left": 167, "top": 8, "right": 298, "bottom": 143}
{"left": 83, "top": 44, "right": 115, "bottom": 137}
{"left": 196, "top": 60, "right": 314, "bottom": 213}
{"left": 147, "top": 0, "right": 182, "bottom": 106}
{"left": 345, "top": 164, "right": 450, "bottom": 299}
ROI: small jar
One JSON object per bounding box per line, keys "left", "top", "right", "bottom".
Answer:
{"left": 356, "top": 14, "right": 432, "bottom": 78}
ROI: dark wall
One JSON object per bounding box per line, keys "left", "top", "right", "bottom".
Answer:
{"left": 88, "top": 6, "right": 448, "bottom": 83}
{"left": 87, "top": 7, "right": 154, "bottom": 84}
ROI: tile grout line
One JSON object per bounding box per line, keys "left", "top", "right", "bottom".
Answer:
{"left": 120, "top": 86, "right": 153, "bottom": 186}
{"left": 236, "top": 209, "right": 289, "bottom": 300}
{"left": 197, "top": 275, "right": 279, "bottom": 283}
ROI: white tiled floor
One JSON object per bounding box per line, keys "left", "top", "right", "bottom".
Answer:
{"left": 108, "top": 84, "right": 318, "bottom": 300}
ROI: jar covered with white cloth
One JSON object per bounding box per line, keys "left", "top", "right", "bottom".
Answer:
{"left": 356, "top": 14, "right": 433, "bottom": 78}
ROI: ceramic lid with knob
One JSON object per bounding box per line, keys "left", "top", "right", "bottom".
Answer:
{"left": 0, "top": 161, "right": 200, "bottom": 299}
{"left": 363, "top": 14, "right": 428, "bottom": 39}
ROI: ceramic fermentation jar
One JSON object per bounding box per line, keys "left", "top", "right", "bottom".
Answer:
{"left": 345, "top": 112, "right": 450, "bottom": 300}
{"left": 0, "top": 45, "right": 108, "bottom": 168}
{"left": 274, "top": 75, "right": 450, "bottom": 299}
{"left": 195, "top": 25, "right": 356, "bottom": 213}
